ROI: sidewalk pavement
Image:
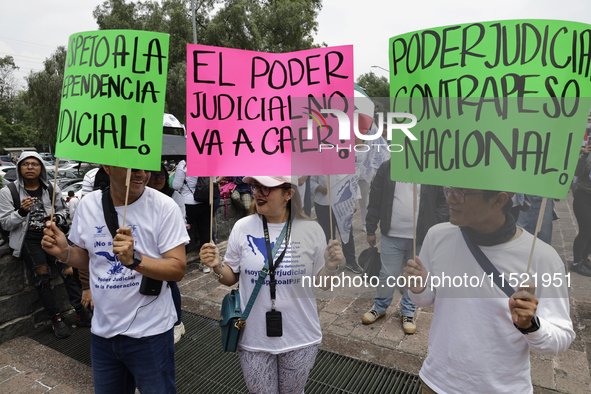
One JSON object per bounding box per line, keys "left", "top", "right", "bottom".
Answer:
{"left": 1, "top": 192, "right": 590, "bottom": 393}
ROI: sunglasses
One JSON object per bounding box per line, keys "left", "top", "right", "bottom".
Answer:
{"left": 249, "top": 183, "right": 290, "bottom": 196}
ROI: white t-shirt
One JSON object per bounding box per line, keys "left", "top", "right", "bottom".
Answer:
{"left": 68, "top": 197, "right": 79, "bottom": 219}
{"left": 69, "top": 187, "right": 190, "bottom": 339}
{"left": 387, "top": 182, "right": 420, "bottom": 238}
{"left": 411, "top": 222, "right": 574, "bottom": 394}
{"left": 224, "top": 214, "right": 326, "bottom": 354}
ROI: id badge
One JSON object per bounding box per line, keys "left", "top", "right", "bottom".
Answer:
{"left": 266, "top": 310, "right": 283, "bottom": 337}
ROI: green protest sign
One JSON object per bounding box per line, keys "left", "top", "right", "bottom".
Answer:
{"left": 389, "top": 19, "right": 591, "bottom": 199}
{"left": 55, "top": 30, "right": 169, "bottom": 171}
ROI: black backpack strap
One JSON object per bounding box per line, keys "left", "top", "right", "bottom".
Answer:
{"left": 461, "top": 228, "right": 515, "bottom": 298}
{"left": 7, "top": 183, "right": 19, "bottom": 209}
{"left": 101, "top": 188, "right": 119, "bottom": 239}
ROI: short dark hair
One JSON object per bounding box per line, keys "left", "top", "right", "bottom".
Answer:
{"left": 482, "top": 190, "right": 513, "bottom": 214}
{"left": 68, "top": 190, "right": 75, "bottom": 197}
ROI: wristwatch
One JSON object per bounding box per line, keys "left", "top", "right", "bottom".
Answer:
{"left": 514, "top": 315, "right": 540, "bottom": 335}
{"left": 125, "top": 250, "right": 143, "bottom": 271}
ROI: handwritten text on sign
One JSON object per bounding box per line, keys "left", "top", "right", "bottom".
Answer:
{"left": 388, "top": 20, "right": 591, "bottom": 199}
{"left": 186, "top": 45, "right": 354, "bottom": 176}
{"left": 55, "top": 30, "right": 169, "bottom": 170}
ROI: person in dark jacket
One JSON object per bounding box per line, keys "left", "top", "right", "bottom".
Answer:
{"left": 362, "top": 160, "right": 448, "bottom": 334}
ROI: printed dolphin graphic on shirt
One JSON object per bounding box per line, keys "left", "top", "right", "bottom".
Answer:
{"left": 96, "top": 251, "right": 125, "bottom": 275}
{"left": 95, "top": 226, "right": 106, "bottom": 234}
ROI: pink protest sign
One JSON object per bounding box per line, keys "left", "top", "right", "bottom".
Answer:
{"left": 186, "top": 44, "right": 354, "bottom": 176}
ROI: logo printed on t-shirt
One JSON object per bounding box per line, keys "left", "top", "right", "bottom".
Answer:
{"left": 96, "top": 251, "right": 125, "bottom": 275}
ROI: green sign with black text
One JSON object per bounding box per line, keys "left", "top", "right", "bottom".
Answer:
{"left": 55, "top": 30, "right": 169, "bottom": 171}
{"left": 389, "top": 19, "right": 591, "bottom": 199}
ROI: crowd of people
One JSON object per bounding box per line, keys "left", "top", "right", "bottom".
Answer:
{"left": 0, "top": 123, "right": 588, "bottom": 393}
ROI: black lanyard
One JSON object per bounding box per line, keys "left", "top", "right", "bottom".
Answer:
{"left": 262, "top": 216, "right": 291, "bottom": 309}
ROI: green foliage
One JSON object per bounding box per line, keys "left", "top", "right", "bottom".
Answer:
{"left": 166, "top": 61, "right": 187, "bottom": 124}
{"left": 0, "top": 115, "right": 37, "bottom": 148}
{"left": 0, "top": 56, "right": 19, "bottom": 122}
{"left": 205, "top": 0, "right": 323, "bottom": 53}
{"left": 24, "top": 46, "right": 66, "bottom": 148}
{"left": 92, "top": 0, "right": 323, "bottom": 122}
{"left": 357, "top": 71, "right": 389, "bottom": 99}
{"left": 357, "top": 71, "right": 390, "bottom": 113}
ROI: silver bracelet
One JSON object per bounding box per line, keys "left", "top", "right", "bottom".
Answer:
{"left": 323, "top": 264, "right": 338, "bottom": 274}
{"left": 62, "top": 246, "right": 71, "bottom": 264}
{"left": 212, "top": 263, "right": 224, "bottom": 279}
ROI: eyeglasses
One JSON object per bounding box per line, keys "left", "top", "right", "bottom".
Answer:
{"left": 443, "top": 187, "right": 487, "bottom": 204}
{"left": 21, "top": 162, "right": 40, "bottom": 168}
{"left": 150, "top": 173, "right": 165, "bottom": 180}
{"left": 249, "top": 183, "right": 290, "bottom": 196}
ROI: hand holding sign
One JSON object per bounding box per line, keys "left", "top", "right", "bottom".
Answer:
{"left": 509, "top": 281, "right": 538, "bottom": 329}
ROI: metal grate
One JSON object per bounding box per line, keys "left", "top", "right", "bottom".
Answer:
{"left": 28, "top": 311, "right": 421, "bottom": 393}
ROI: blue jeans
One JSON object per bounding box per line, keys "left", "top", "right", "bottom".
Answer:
{"left": 374, "top": 235, "right": 417, "bottom": 317}
{"left": 516, "top": 195, "right": 554, "bottom": 245}
{"left": 91, "top": 329, "right": 176, "bottom": 394}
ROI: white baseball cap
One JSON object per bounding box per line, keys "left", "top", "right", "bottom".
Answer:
{"left": 242, "top": 175, "right": 296, "bottom": 187}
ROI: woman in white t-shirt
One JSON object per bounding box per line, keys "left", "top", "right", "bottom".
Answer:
{"left": 200, "top": 175, "right": 343, "bottom": 394}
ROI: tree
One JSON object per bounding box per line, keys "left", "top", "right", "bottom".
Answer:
{"left": 357, "top": 71, "right": 389, "bottom": 98}
{"left": 357, "top": 71, "right": 390, "bottom": 113}
{"left": 94, "top": 0, "right": 216, "bottom": 121}
{"left": 205, "top": 0, "right": 323, "bottom": 53}
{"left": 0, "top": 56, "right": 19, "bottom": 122}
{"left": 24, "top": 47, "right": 66, "bottom": 148}
{"left": 93, "top": 0, "right": 324, "bottom": 123}
{"left": 0, "top": 116, "right": 37, "bottom": 148}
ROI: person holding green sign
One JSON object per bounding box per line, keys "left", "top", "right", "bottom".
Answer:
{"left": 42, "top": 165, "right": 190, "bottom": 394}
{"left": 403, "top": 188, "right": 574, "bottom": 393}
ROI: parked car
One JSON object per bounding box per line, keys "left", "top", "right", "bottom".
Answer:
{"left": 3, "top": 168, "right": 16, "bottom": 182}
{"left": 0, "top": 162, "right": 16, "bottom": 177}
{"left": 61, "top": 181, "right": 84, "bottom": 199}
{"left": 47, "top": 169, "right": 80, "bottom": 182}
{"left": 39, "top": 153, "right": 54, "bottom": 162}
{"left": 56, "top": 177, "right": 83, "bottom": 189}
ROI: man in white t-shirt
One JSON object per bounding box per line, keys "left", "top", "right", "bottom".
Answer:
{"left": 42, "top": 165, "right": 190, "bottom": 394}
{"left": 403, "top": 188, "right": 574, "bottom": 394}
{"left": 362, "top": 160, "right": 448, "bottom": 333}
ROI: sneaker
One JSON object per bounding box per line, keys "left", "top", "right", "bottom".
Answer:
{"left": 200, "top": 263, "right": 211, "bottom": 273}
{"left": 174, "top": 322, "right": 186, "bottom": 344}
{"left": 362, "top": 309, "right": 386, "bottom": 325}
{"left": 361, "top": 225, "right": 366, "bottom": 233}
{"left": 52, "top": 314, "right": 70, "bottom": 339}
{"left": 344, "top": 261, "right": 363, "bottom": 274}
{"left": 76, "top": 308, "right": 92, "bottom": 327}
{"left": 571, "top": 260, "right": 591, "bottom": 277}
{"left": 402, "top": 316, "right": 416, "bottom": 334}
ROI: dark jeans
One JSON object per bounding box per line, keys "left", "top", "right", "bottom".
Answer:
{"left": 573, "top": 189, "right": 591, "bottom": 262}
{"left": 21, "top": 239, "right": 83, "bottom": 318}
{"left": 91, "top": 329, "right": 176, "bottom": 394}
{"left": 314, "top": 203, "right": 356, "bottom": 263}
{"left": 186, "top": 202, "right": 217, "bottom": 250}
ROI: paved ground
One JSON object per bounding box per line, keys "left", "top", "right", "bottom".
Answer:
{"left": 0, "top": 191, "right": 590, "bottom": 393}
